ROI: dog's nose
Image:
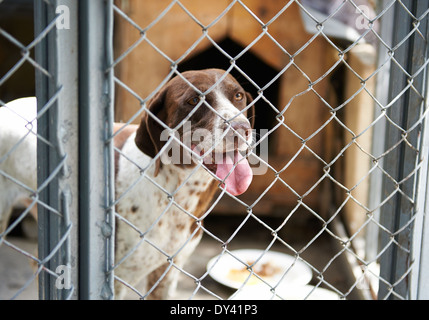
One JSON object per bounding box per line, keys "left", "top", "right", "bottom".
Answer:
{"left": 228, "top": 120, "right": 252, "bottom": 139}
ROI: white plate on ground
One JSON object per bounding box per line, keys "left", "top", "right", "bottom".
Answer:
{"left": 230, "top": 284, "right": 341, "bottom": 300}
{"left": 207, "top": 249, "right": 312, "bottom": 289}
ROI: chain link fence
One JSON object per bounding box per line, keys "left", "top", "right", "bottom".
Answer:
{"left": 0, "top": 0, "right": 79, "bottom": 299}
{"left": 0, "top": 0, "right": 428, "bottom": 300}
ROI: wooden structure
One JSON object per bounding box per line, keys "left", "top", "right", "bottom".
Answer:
{"left": 114, "top": 0, "right": 376, "bottom": 222}
{"left": 0, "top": 1, "right": 35, "bottom": 103}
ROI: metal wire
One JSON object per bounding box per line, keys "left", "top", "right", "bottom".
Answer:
{"left": 1, "top": 0, "right": 429, "bottom": 300}
{"left": 110, "top": 0, "right": 429, "bottom": 300}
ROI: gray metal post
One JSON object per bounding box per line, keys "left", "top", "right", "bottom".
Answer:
{"left": 34, "top": 0, "right": 79, "bottom": 300}
{"left": 79, "top": 0, "right": 115, "bottom": 300}
{"left": 379, "top": 0, "right": 429, "bottom": 300}
{"left": 366, "top": 0, "right": 394, "bottom": 265}
{"left": 410, "top": 16, "right": 429, "bottom": 298}
{"left": 410, "top": 95, "right": 429, "bottom": 299}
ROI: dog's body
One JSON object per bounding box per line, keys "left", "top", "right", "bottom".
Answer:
{"left": 0, "top": 69, "right": 254, "bottom": 299}
{"left": 0, "top": 97, "right": 37, "bottom": 233}
{"left": 114, "top": 126, "right": 218, "bottom": 298}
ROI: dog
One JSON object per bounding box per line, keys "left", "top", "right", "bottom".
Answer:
{"left": 114, "top": 69, "right": 255, "bottom": 299}
{"left": 0, "top": 69, "right": 255, "bottom": 299}
{"left": 0, "top": 97, "right": 38, "bottom": 234}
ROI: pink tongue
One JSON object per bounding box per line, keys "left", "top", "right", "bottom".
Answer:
{"left": 215, "top": 151, "right": 253, "bottom": 196}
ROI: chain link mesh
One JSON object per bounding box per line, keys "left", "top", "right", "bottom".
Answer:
{"left": 111, "top": 0, "right": 429, "bottom": 300}
{"left": 0, "top": 0, "right": 75, "bottom": 299}
{"left": 0, "top": 0, "right": 428, "bottom": 300}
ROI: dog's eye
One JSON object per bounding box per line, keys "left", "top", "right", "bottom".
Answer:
{"left": 187, "top": 97, "right": 200, "bottom": 106}
{"left": 234, "top": 92, "right": 244, "bottom": 101}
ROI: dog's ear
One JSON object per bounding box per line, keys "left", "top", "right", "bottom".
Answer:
{"left": 245, "top": 92, "right": 255, "bottom": 128}
{"left": 135, "top": 88, "right": 168, "bottom": 176}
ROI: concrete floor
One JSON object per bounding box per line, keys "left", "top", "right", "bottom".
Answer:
{"left": 0, "top": 214, "right": 358, "bottom": 300}
{"left": 0, "top": 236, "right": 38, "bottom": 300}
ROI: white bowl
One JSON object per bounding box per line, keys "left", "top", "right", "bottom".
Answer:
{"left": 207, "top": 249, "right": 313, "bottom": 289}
{"left": 230, "top": 284, "right": 341, "bottom": 300}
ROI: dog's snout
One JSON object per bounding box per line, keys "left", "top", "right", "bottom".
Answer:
{"left": 228, "top": 120, "right": 252, "bottom": 139}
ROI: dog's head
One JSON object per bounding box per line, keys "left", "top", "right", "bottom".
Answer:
{"left": 135, "top": 68, "right": 255, "bottom": 195}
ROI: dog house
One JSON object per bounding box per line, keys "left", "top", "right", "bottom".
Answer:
{"left": 113, "top": 0, "right": 376, "bottom": 231}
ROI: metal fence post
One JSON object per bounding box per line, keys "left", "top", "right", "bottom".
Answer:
{"left": 34, "top": 0, "right": 79, "bottom": 300}
{"left": 410, "top": 98, "right": 429, "bottom": 300}
{"left": 79, "top": 0, "right": 115, "bottom": 300}
{"left": 378, "top": 0, "right": 429, "bottom": 300}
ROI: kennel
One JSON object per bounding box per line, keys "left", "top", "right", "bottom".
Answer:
{"left": 0, "top": 0, "right": 428, "bottom": 300}
{"left": 113, "top": 0, "right": 375, "bottom": 229}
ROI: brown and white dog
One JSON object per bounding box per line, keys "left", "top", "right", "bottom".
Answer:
{"left": 114, "top": 69, "right": 255, "bottom": 299}
{"left": 0, "top": 69, "right": 255, "bottom": 299}
{"left": 0, "top": 97, "right": 38, "bottom": 234}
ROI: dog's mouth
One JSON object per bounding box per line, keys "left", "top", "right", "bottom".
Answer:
{"left": 192, "top": 145, "right": 253, "bottom": 196}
